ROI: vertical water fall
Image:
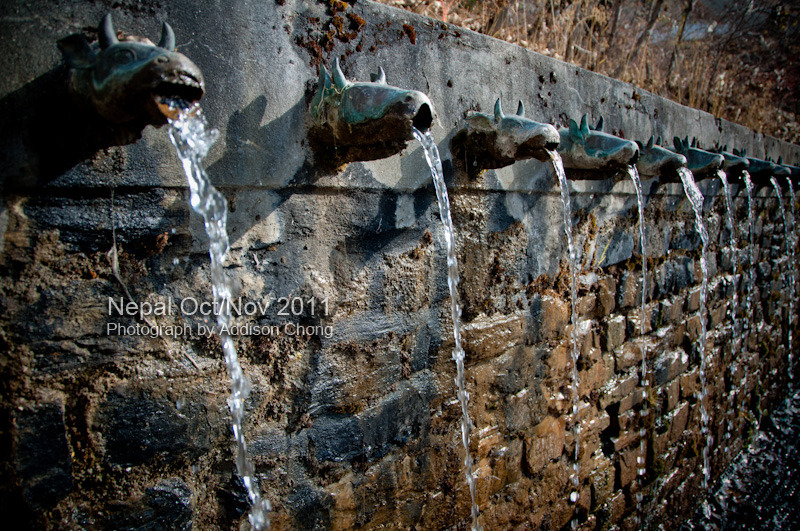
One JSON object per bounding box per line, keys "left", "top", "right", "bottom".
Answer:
{"left": 785, "top": 177, "right": 797, "bottom": 380}
{"left": 770, "top": 177, "right": 793, "bottom": 382}
{"left": 628, "top": 165, "right": 649, "bottom": 519}
{"left": 678, "top": 167, "right": 712, "bottom": 497}
{"left": 549, "top": 151, "right": 582, "bottom": 525}
{"left": 718, "top": 170, "right": 740, "bottom": 452}
{"left": 413, "top": 128, "right": 482, "bottom": 530}
{"left": 168, "top": 104, "right": 271, "bottom": 530}
{"left": 742, "top": 172, "right": 758, "bottom": 423}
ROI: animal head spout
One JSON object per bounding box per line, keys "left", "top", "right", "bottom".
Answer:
{"left": 670, "top": 137, "right": 724, "bottom": 178}
{"left": 450, "top": 96, "right": 559, "bottom": 174}
{"left": 635, "top": 136, "right": 687, "bottom": 177}
{"left": 557, "top": 114, "right": 639, "bottom": 173}
{"left": 310, "top": 59, "right": 435, "bottom": 167}
{"left": 58, "top": 13, "right": 204, "bottom": 127}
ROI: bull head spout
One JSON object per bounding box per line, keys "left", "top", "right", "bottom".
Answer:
{"left": 635, "top": 136, "right": 687, "bottom": 179}
{"left": 57, "top": 13, "right": 204, "bottom": 134}
{"left": 713, "top": 145, "right": 750, "bottom": 180}
{"left": 309, "top": 58, "right": 435, "bottom": 169}
{"left": 670, "top": 137, "right": 724, "bottom": 179}
{"left": 450, "top": 96, "right": 559, "bottom": 177}
{"left": 556, "top": 114, "right": 639, "bottom": 176}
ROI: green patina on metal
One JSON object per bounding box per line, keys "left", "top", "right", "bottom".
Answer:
{"left": 450, "top": 96, "right": 559, "bottom": 175}
{"left": 635, "top": 136, "right": 687, "bottom": 178}
{"left": 557, "top": 114, "right": 639, "bottom": 173}
{"left": 58, "top": 13, "right": 204, "bottom": 127}
{"left": 309, "top": 58, "right": 433, "bottom": 168}
{"left": 669, "top": 137, "right": 724, "bottom": 178}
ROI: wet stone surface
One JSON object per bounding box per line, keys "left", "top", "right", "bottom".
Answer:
{"left": 682, "top": 389, "right": 800, "bottom": 531}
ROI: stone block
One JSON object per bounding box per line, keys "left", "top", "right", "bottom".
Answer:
{"left": 617, "top": 271, "right": 641, "bottom": 310}
{"left": 599, "top": 373, "right": 639, "bottom": 410}
{"left": 530, "top": 295, "right": 569, "bottom": 342}
{"left": 96, "top": 388, "right": 212, "bottom": 467}
{"left": 462, "top": 311, "right": 526, "bottom": 362}
{"left": 668, "top": 402, "right": 690, "bottom": 444}
{"left": 13, "top": 399, "right": 73, "bottom": 508}
{"left": 616, "top": 342, "right": 642, "bottom": 372}
{"left": 597, "top": 276, "right": 617, "bottom": 315}
{"left": 524, "top": 416, "right": 565, "bottom": 474}
{"left": 616, "top": 444, "right": 644, "bottom": 487}
{"left": 603, "top": 315, "right": 627, "bottom": 352}
{"left": 687, "top": 288, "right": 702, "bottom": 312}
{"left": 681, "top": 367, "right": 700, "bottom": 400}
{"left": 664, "top": 378, "right": 681, "bottom": 412}
{"left": 652, "top": 349, "right": 690, "bottom": 386}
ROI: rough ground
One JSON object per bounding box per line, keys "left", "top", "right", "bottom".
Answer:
{"left": 682, "top": 387, "right": 800, "bottom": 530}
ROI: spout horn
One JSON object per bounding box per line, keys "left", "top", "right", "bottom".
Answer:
{"left": 158, "top": 21, "right": 175, "bottom": 51}
{"left": 579, "top": 114, "right": 590, "bottom": 137}
{"left": 646, "top": 136, "right": 654, "bottom": 149}
{"left": 333, "top": 58, "right": 348, "bottom": 89}
{"left": 494, "top": 97, "right": 504, "bottom": 122}
{"left": 595, "top": 116, "right": 604, "bottom": 131}
{"left": 516, "top": 100, "right": 525, "bottom": 117}
{"left": 99, "top": 13, "right": 119, "bottom": 49}
{"left": 370, "top": 67, "right": 387, "bottom": 84}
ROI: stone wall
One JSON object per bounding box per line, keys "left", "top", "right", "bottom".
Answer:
{"left": 1, "top": 0, "right": 798, "bottom": 529}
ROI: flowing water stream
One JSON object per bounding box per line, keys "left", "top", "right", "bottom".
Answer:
{"left": 628, "top": 165, "right": 649, "bottom": 518}
{"left": 678, "top": 167, "right": 712, "bottom": 498}
{"left": 770, "top": 177, "right": 793, "bottom": 382}
{"left": 742, "top": 172, "right": 758, "bottom": 422}
{"left": 413, "top": 128, "right": 481, "bottom": 530}
{"left": 718, "top": 170, "right": 739, "bottom": 452}
{"left": 168, "top": 104, "right": 271, "bottom": 530}
{"left": 548, "top": 151, "right": 582, "bottom": 524}
{"left": 785, "top": 177, "right": 796, "bottom": 380}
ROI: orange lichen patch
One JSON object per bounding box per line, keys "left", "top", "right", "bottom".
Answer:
{"left": 402, "top": 23, "right": 416, "bottom": 45}
{"left": 329, "top": 0, "right": 348, "bottom": 14}
{"left": 347, "top": 12, "right": 366, "bottom": 32}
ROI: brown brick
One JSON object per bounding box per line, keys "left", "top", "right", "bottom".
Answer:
{"left": 668, "top": 402, "right": 690, "bottom": 444}
{"left": 603, "top": 315, "right": 627, "bottom": 351}
{"left": 524, "top": 416, "right": 565, "bottom": 474}
{"left": 616, "top": 444, "right": 644, "bottom": 487}
{"left": 599, "top": 373, "right": 639, "bottom": 409}
{"left": 462, "top": 311, "right": 526, "bottom": 362}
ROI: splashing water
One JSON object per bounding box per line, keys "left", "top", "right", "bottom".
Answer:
{"left": 628, "top": 165, "right": 649, "bottom": 520}
{"left": 413, "top": 128, "right": 481, "bottom": 530}
{"left": 771, "top": 177, "right": 793, "bottom": 381}
{"left": 742, "top": 172, "right": 758, "bottom": 423}
{"left": 718, "top": 170, "right": 740, "bottom": 450}
{"left": 678, "top": 167, "right": 712, "bottom": 495}
{"left": 549, "top": 151, "right": 582, "bottom": 521}
{"left": 785, "top": 177, "right": 797, "bottom": 381}
{"left": 168, "top": 104, "right": 271, "bottom": 530}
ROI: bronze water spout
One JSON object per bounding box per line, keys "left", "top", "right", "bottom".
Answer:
{"left": 58, "top": 13, "right": 204, "bottom": 132}
{"left": 635, "top": 136, "right": 687, "bottom": 179}
{"left": 557, "top": 115, "right": 638, "bottom": 175}
{"left": 309, "top": 58, "right": 434, "bottom": 168}
{"left": 670, "top": 137, "right": 724, "bottom": 179}
{"left": 449, "top": 97, "right": 559, "bottom": 176}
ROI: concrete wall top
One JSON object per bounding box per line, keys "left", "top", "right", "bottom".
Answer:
{"left": 1, "top": 0, "right": 798, "bottom": 196}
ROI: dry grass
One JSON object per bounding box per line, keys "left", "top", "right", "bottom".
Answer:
{"left": 377, "top": 0, "right": 800, "bottom": 145}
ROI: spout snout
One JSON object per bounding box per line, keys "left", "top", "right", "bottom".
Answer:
{"left": 411, "top": 100, "right": 434, "bottom": 132}
{"left": 684, "top": 151, "right": 724, "bottom": 176}
{"left": 612, "top": 139, "right": 639, "bottom": 165}
{"left": 528, "top": 123, "right": 560, "bottom": 161}
{"left": 538, "top": 124, "right": 561, "bottom": 152}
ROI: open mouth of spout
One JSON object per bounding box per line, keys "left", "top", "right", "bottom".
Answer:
{"left": 412, "top": 103, "right": 433, "bottom": 132}
{"left": 153, "top": 73, "right": 205, "bottom": 117}
{"left": 628, "top": 151, "right": 639, "bottom": 164}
